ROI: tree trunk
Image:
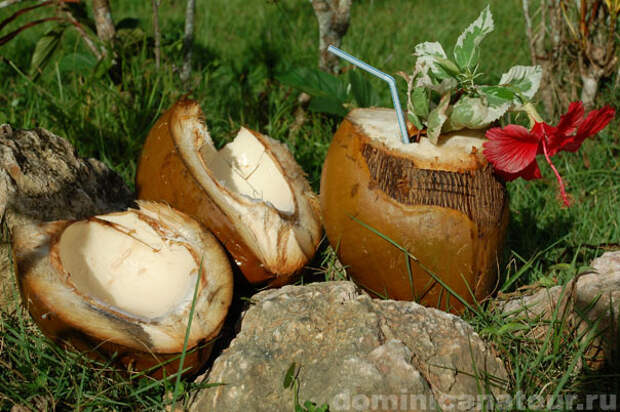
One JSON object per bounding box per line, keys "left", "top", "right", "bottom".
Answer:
{"left": 579, "top": 72, "right": 600, "bottom": 108}
{"left": 521, "top": 0, "right": 618, "bottom": 115}
{"left": 180, "top": 0, "right": 196, "bottom": 85}
{"left": 311, "top": 0, "right": 352, "bottom": 74}
{"left": 65, "top": 9, "right": 102, "bottom": 60}
{"left": 92, "top": 0, "right": 115, "bottom": 44}
{"left": 578, "top": 3, "right": 618, "bottom": 108}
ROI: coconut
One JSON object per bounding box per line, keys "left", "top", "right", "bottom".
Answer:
{"left": 320, "top": 108, "right": 509, "bottom": 313}
{"left": 12, "top": 201, "right": 233, "bottom": 377}
{"left": 136, "top": 99, "right": 322, "bottom": 286}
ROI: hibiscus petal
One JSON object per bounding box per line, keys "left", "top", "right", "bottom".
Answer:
{"left": 492, "top": 160, "right": 542, "bottom": 181}
{"left": 531, "top": 122, "right": 562, "bottom": 156}
{"left": 547, "top": 102, "right": 584, "bottom": 154}
{"left": 556, "top": 101, "right": 584, "bottom": 135}
{"left": 547, "top": 102, "right": 616, "bottom": 156}
{"left": 558, "top": 105, "right": 616, "bottom": 152}
{"left": 483, "top": 125, "right": 542, "bottom": 180}
{"left": 578, "top": 105, "right": 615, "bottom": 136}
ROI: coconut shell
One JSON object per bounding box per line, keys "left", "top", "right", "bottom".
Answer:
{"left": 320, "top": 108, "right": 509, "bottom": 313}
{"left": 13, "top": 201, "right": 233, "bottom": 378}
{"left": 136, "top": 99, "right": 321, "bottom": 286}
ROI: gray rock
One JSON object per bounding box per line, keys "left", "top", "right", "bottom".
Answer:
{"left": 591, "top": 251, "right": 620, "bottom": 277}
{"left": 498, "top": 251, "right": 620, "bottom": 370}
{"left": 189, "top": 281, "right": 507, "bottom": 412}
{"left": 0, "top": 124, "right": 133, "bottom": 310}
{"left": 0, "top": 244, "right": 17, "bottom": 312}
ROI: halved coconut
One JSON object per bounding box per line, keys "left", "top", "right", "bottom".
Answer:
{"left": 136, "top": 99, "right": 322, "bottom": 286}
{"left": 13, "top": 201, "right": 233, "bottom": 377}
{"left": 320, "top": 108, "right": 509, "bottom": 313}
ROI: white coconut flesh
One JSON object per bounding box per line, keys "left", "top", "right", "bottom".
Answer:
{"left": 200, "top": 127, "right": 295, "bottom": 215}
{"left": 350, "top": 108, "right": 487, "bottom": 170}
{"left": 58, "top": 212, "right": 199, "bottom": 321}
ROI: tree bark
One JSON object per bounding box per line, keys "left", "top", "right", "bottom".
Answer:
{"left": 579, "top": 72, "right": 600, "bottom": 107}
{"left": 578, "top": 3, "right": 618, "bottom": 107}
{"left": 180, "top": 0, "right": 196, "bottom": 85}
{"left": 311, "top": 0, "right": 352, "bottom": 74}
{"left": 65, "top": 9, "right": 102, "bottom": 60}
{"left": 522, "top": 0, "right": 536, "bottom": 64}
{"left": 92, "top": 0, "right": 115, "bottom": 44}
{"left": 522, "top": 0, "right": 618, "bottom": 114}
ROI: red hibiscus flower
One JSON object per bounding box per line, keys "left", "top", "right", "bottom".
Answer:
{"left": 483, "top": 102, "right": 615, "bottom": 207}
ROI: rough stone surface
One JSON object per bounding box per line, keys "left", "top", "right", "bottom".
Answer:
{"left": 0, "top": 124, "right": 133, "bottom": 310}
{"left": 189, "top": 281, "right": 507, "bottom": 412}
{"left": 0, "top": 243, "right": 17, "bottom": 312}
{"left": 498, "top": 251, "right": 620, "bottom": 370}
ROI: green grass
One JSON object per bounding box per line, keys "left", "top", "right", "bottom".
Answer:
{"left": 1, "top": 0, "right": 619, "bottom": 410}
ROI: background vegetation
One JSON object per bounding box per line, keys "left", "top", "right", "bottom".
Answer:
{"left": 1, "top": 0, "right": 618, "bottom": 410}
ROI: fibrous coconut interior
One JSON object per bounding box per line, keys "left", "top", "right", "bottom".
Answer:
{"left": 352, "top": 108, "right": 487, "bottom": 162}
{"left": 200, "top": 128, "right": 295, "bottom": 215}
{"left": 58, "top": 212, "right": 198, "bottom": 320}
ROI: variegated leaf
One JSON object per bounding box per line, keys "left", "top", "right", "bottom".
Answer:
{"left": 499, "top": 65, "right": 542, "bottom": 100}
{"left": 411, "top": 87, "right": 429, "bottom": 118}
{"left": 478, "top": 85, "right": 516, "bottom": 107}
{"left": 426, "top": 93, "right": 451, "bottom": 144}
{"left": 444, "top": 96, "right": 488, "bottom": 131}
{"left": 414, "top": 41, "right": 454, "bottom": 80}
{"left": 444, "top": 95, "right": 510, "bottom": 132}
{"left": 453, "top": 5, "right": 494, "bottom": 70}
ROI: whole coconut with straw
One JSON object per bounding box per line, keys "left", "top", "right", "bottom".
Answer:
{"left": 322, "top": 8, "right": 535, "bottom": 313}
{"left": 321, "top": 7, "right": 614, "bottom": 314}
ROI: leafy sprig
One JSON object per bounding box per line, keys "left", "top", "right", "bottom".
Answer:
{"left": 401, "top": 6, "right": 542, "bottom": 143}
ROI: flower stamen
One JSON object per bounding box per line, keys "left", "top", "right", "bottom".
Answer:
{"left": 541, "top": 134, "right": 570, "bottom": 207}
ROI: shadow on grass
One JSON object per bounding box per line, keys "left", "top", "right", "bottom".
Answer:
{"left": 506, "top": 203, "right": 573, "bottom": 262}
{"left": 575, "top": 362, "right": 620, "bottom": 409}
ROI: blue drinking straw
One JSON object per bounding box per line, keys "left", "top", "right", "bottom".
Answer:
{"left": 327, "top": 45, "right": 409, "bottom": 144}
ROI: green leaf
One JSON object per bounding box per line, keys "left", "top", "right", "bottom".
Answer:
{"left": 414, "top": 41, "right": 455, "bottom": 80}
{"left": 348, "top": 69, "right": 381, "bottom": 108}
{"left": 276, "top": 67, "right": 347, "bottom": 102}
{"left": 431, "top": 77, "right": 458, "bottom": 95}
{"left": 444, "top": 96, "right": 487, "bottom": 131}
{"left": 408, "top": 112, "right": 423, "bottom": 130}
{"left": 478, "top": 85, "right": 516, "bottom": 107}
{"left": 303, "top": 401, "right": 330, "bottom": 412}
{"left": 283, "top": 362, "right": 297, "bottom": 389}
{"left": 58, "top": 53, "right": 97, "bottom": 74}
{"left": 444, "top": 94, "right": 511, "bottom": 132}
{"left": 411, "top": 87, "right": 429, "bottom": 118}
{"left": 435, "top": 57, "right": 461, "bottom": 77}
{"left": 415, "top": 41, "right": 446, "bottom": 60}
{"left": 453, "top": 5, "right": 494, "bottom": 70}
{"left": 481, "top": 101, "right": 511, "bottom": 124}
{"left": 93, "top": 54, "right": 114, "bottom": 79}
{"left": 308, "top": 96, "right": 347, "bottom": 117}
{"left": 426, "top": 93, "right": 450, "bottom": 144}
{"left": 496, "top": 322, "right": 531, "bottom": 336}
{"left": 499, "top": 65, "right": 543, "bottom": 100}
{"left": 29, "top": 28, "right": 64, "bottom": 77}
